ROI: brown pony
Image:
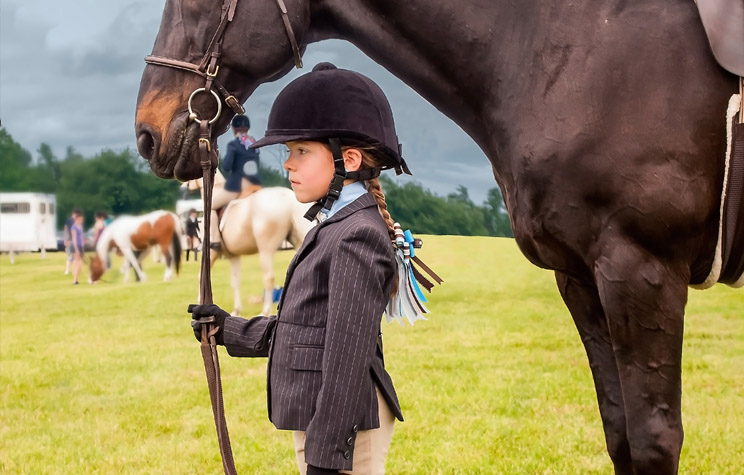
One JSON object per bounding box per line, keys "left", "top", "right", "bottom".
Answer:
{"left": 134, "top": 1, "right": 740, "bottom": 473}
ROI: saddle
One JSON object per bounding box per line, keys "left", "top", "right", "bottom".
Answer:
{"left": 215, "top": 185, "right": 263, "bottom": 222}
{"left": 237, "top": 183, "right": 262, "bottom": 199}
{"left": 210, "top": 185, "right": 265, "bottom": 255}
{"left": 697, "top": 0, "right": 744, "bottom": 75}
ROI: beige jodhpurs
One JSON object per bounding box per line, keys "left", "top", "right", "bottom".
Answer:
{"left": 293, "top": 386, "right": 395, "bottom": 475}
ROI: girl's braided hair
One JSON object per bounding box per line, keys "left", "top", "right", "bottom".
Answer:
{"left": 340, "top": 143, "right": 396, "bottom": 240}
{"left": 329, "top": 141, "right": 400, "bottom": 297}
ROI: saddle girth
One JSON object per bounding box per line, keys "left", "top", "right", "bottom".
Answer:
{"left": 719, "top": 81, "right": 744, "bottom": 285}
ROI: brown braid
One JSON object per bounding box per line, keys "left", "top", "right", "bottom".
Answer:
{"left": 366, "top": 178, "right": 395, "bottom": 240}
{"left": 343, "top": 144, "right": 399, "bottom": 295}
{"left": 344, "top": 146, "right": 397, "bottom": 240}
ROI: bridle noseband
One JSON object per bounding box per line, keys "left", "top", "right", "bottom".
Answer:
{"left": 142, "top": 2, "right": 303, "bottom": 474}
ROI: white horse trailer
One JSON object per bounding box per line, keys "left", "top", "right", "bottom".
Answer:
{"left": 0, "top": 192, "right": 58, "bottom": 255}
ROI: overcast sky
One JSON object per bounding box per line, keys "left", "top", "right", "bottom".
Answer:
{"left": 0, "top": 0, "right": 496, "bottom": 204}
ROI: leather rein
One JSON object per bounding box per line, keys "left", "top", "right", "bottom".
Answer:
{"left": 143, "top": 1, "right": 302, "bottom": 474}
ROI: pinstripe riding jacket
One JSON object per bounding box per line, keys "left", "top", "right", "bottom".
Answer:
{"left": 221, "top": 192, "right": 403, "bottom": 471}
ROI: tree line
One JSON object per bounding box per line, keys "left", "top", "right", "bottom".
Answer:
{"left": 0, "top": 128, "right": 512, "bottom": 237}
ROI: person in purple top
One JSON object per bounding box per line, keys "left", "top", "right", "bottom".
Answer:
{"left": 63, "top": 211, "right": 76, "bottom": 275}
{"left": 70, "top": 208, "right": 84, "bottom": 285}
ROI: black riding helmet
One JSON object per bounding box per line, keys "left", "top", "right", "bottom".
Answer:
{"left": 251, "top": 62, "right": 411, "bottom": 219}
{"left": 231, "top": 114, "right": 250, "bottom": 129}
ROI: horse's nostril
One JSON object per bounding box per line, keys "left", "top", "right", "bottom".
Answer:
{"left": 137, "top": 129, "right": 157, "bottom": 161}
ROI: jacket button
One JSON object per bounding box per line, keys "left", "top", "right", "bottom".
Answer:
{"left": 346, "top": 436, "right": 353, "bottom": 446}
{"left": 343, "top": 450, "right": 351, "bottom": 459}
{"left": 352, "top": 424, "right": 358, "bottom": 433}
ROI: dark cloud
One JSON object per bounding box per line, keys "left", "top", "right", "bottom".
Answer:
{"left": 59, "top": 2, "right": 161, "bottom": 77}
{"left": 1, "top": 1, "right": 496, "bottom": 204}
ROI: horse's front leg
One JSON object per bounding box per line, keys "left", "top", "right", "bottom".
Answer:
{"left": 120, "top": 247, "right": 147, "bottom": 283}
{"left": 594, "top": 243, "right": 687, "bottom": 474}
{"left": 227, "top": 256, "right": 242, "bottom": 316}
{"left": 120, "top": 258, "right": 131, "bottom": 282}
{"left": 555, "top": 271, "right": 632, "bottom": 474}
{"left": 257, "top": 249, "right": 275, "bottom": 316}
{"left": 133, "top": 248, "right": 150, "bottom": 282}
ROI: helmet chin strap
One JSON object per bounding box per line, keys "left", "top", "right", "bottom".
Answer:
{"left": 303, "top": 138, "right": 382, "bottom": 221}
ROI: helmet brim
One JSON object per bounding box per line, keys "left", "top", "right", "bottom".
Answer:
{"left": 250, "top": 130, "right": 409, "bottom": 174}
{"left": 250, "top": 130, "right": 388, "bottom": 155}
{"left": 249, "top": 133, "right": 323, "bottom": 150}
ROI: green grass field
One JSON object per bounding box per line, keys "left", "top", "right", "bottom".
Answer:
{"left": 1, "top": 236, "right": 742, "bottom": 474}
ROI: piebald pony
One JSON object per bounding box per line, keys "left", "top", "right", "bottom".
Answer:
{"left": 90, "top": 210, "right": 183, "bottom": 283}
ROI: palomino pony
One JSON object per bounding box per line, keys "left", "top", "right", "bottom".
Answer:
{"left": 135, "top": 1, "right": 741, "bottom": 472}
{"left": 90, "top": 210, "right": 183, "bottom": 283}
{"left": 186, "top": 174, "right": 313, "bottom": 316}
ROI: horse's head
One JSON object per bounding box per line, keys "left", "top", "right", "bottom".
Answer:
{"left": 89, "top": 254, "right": 104, "bottom": 283}
{"left": 135, "top": 0, "right": 309, "bottom": 180}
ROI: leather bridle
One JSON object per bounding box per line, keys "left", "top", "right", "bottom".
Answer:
{"left": 143, "top": 1, "right": 303, "bottom": 474}
{"left": 145, "top": 0, "right": 303, "bottom": 122}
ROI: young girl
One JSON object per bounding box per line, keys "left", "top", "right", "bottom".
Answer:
{"left": 189, "top": 63, "right": 417, "bottom": 475}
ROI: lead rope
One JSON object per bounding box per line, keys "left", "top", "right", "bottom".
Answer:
{"left": 197, "top": 118, "right": 238, "bottom": 475}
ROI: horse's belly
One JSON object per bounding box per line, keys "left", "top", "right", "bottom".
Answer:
{"left": 223, "top": 237, "right": 258, "bottom": 255}
{"left": 505, "top": 147, "right": 719, "bottom": 278}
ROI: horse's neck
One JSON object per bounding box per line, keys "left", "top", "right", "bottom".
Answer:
{"left": 96, "top": 227, "right": 114, "bottom": 260}
{"left": 310, "top": 0, "right": 528, "bottom": 148}
{"left": 310, "top": 1, "right": 633, "bottom": 155}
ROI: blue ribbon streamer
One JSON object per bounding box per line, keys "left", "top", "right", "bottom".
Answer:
{"left": 408, "top": 266, "right": 427, "bottom": 302}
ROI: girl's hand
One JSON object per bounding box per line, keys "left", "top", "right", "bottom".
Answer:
{"left": 187, "top": 304, "right": 229, "bottom": 343}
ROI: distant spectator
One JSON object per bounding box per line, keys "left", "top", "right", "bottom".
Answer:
{"left": 185, "top": 208, "right": 201, "bottom": 262}
{"left": 63, "top": 210, "right": 76, "bottom": 275}
{"left": 70, "top": 208, "right": 84, "bottom": 285}
{"left": 93, "top": 211, "right": 108, "bottom": 245}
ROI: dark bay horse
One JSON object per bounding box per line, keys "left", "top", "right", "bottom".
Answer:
{"left": 134, "top": 1, "right": 739, "bottom": 473}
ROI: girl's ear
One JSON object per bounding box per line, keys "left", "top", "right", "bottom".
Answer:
{"left": 343, "top": 148, "right": 363, "bottom": 172}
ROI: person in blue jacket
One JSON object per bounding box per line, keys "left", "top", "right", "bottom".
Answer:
{"left": 210, "top": 114, "right": 261, "bottom": 243}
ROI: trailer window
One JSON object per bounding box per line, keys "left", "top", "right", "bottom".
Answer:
{"left": 49, "top": 203, "right": 55, "bottom": 214}
{"left": 40, "top": 203, "right": 46, "bottom": 213}
{"left": 1, "top": 202, "right": 31, "bottom": 213}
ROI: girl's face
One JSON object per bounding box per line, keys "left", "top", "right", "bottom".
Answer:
{"left": 283, "top": 141, "right": 335, "bottom": 203}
